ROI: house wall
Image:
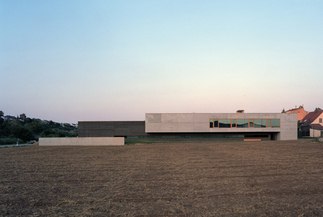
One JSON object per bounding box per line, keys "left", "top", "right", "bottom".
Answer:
{"left": 286, "top": 107, "right": 308, "bottom": 121}
{"left": 311, "top": 113, "right": 323, "bottom": 126}
{"left": 145, "top": 113, "right": 298, "bottom": 140}
{"left": 310, "top": 129, "right": 322, "bottom": 137}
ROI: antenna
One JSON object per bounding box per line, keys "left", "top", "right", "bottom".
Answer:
{"left": 244, "top": 86, "right": 245, "bottom": 112}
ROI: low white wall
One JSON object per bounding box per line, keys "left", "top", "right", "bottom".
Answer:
{"left": 39, "top": 137, "right": 124, "bottom": 146}
{"left": 310, "top": 129, "right": 322, "bottom": 138}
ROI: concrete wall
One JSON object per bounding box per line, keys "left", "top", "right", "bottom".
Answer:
{"left": 39, "top": 137, "right": 124, "bottom": 146}
{"left": 145, "top": 113, "right": 298, "bottom": 140}
{"left": 78, "top": 121, "right": 146, "bottom": 137}
{"left": 279, "top": 113, "right": 298, "bottom": 140}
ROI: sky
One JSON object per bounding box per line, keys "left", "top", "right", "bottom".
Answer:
{"left": 1, "top": 0, "right": 323, "bottom": 123}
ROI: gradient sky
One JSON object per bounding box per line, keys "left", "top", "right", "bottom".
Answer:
{"left": 1, "top": 0, "right": 323, "bottom": 123}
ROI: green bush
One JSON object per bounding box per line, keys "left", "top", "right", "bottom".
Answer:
{"left": 0, "top": 138, "right": 23, "bottom": 145}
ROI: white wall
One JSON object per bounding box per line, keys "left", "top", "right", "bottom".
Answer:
{"left": 39, "top": 137, "right": 124, "bottom": 146}
{"left": 310, "top": 129, "right": 322, "bottom": 138}
{"left": 311, "top": 113, "right": 323, "bottom": 125}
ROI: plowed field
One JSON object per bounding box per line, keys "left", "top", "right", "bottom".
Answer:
{"left": 1, "top": 140, "right": 323, "bottom": 216}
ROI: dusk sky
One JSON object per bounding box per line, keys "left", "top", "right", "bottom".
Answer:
{"left": 1, "top": 1, "right": 323, "bottom": 123}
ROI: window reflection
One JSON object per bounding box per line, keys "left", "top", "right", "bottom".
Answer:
{"left": 209, "top": 118, "right": 280, "bottom": 128}
{"left": 249, "top": 119, "right": 254, "bottom": 127}
{"left": 272, "top": 119, "right": 280, "bottom": 127}
{"left": 214, "top": 120, "right": 219, "bottom": 128}
{"left": 232, "top": 119, "right": 237, "bottom": 127}
{"left": 219, "top": 119, "right": 231, "bottom": 128}
{"left": 237, "top": 119, "right": 248, "bottom": 128}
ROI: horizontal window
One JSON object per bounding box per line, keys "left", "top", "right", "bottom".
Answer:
{"left": 209, "top": 118, "right": 280, "bottom": 128}
{"left": 254, "top": 119, "right": 266, "bottom": 128}
{"left": 219, "top": 119, "right": 231, "bottom": 128}
{"left": 128, "top": 134, "right": 261, "bottom": 139}
{"left": 237, "top": 119, "right": 248, "bottom": 128}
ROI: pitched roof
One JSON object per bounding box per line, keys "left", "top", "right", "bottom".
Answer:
{"left": 310, "top": 124, "right": 323, "bottom": 130}
{"left": 299, "top": 110, "right": 323, "bottom": 126}
{"left": 286, "top": 106, "right": 304, "bottom": 112}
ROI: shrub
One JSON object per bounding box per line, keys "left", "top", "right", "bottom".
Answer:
{"left": 0, "top": 138, "right": 23, "bottom": 145}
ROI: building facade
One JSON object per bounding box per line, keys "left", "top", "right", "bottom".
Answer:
{"left": 286, "top": 106, "right": 308, "bottom": 121}
{"left": 299, "top": 109, "right": 323, "bottom": 137}
{"left": 78, "top": 113, "right": 297, "bottom": 142}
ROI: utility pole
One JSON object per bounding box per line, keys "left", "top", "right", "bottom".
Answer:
{"left": 244, "top": 86, "right": 246, "bottom": 112}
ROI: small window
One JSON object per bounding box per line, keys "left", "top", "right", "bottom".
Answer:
{"left": 232, "top": 119, "right": 237, "bottom": 127}
{"left": 209, "top": 119, "right": 213, "bottom": 128}
{"left": 214, "top": 119, "right": 219, "bottom": 128}
{"left": 267, "top": 119, "right": 271, "bottom": 127}
{"left": 272, "top": 119, "right": 280, "bottom": 127}
{"left": 320, "top": 118, "right": 322, "bottom": 123}
{"left": 249, "top": 119, "right": 254, "bottom": 127}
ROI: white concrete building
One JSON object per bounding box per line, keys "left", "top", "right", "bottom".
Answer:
{"left": 145, "top": 113, "right": 297, "bottom": 140}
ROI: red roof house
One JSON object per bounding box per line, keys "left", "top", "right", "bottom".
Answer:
{"left": 286, "top": 106, "right": 308, "bottom": 121}
{"left": 299, "top": 109, "right": 323, "bottom": 137}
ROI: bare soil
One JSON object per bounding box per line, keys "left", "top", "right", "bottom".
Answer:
{"left": 1, "top": 140, "right": 323, "bottom": 216}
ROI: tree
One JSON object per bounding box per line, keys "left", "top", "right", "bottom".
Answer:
{"left": 0, "top": 120, "right": 10, "bottom": 136}
{"left": 30, "top": 119, "right": 44, "bottom": 134}
{"left": 315, "top": 107, "right": 322, "bottom": 111}
{"left": 11, "top": 124, "right": 35, "bottom": 141}
{"left": 281, "top": 108, "right": 286, "bottom": 113}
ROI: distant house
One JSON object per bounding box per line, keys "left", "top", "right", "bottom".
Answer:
{"left": 71, "top": 123, "right": 78, "bottom": 128}
{"left": 286, "top": 106, "right": 308, "bottom": 121}
{"left": 299, "top": 109, "right": 323, "bottom": 137}
{"left": 4, "top": 115, "right": 16, "bottom": 121}
{"left": 42, "top": 120, "right": 50, "bottom": 124}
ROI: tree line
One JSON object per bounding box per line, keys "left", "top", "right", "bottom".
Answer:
{"left": 0, "top": 111, "right": 78, "bottom": 145}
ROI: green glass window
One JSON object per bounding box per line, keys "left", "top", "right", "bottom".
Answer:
{"left": 219, "top": 119, "right": 231, "bottom": 128}
{"left": 237, "top": 119, "right": 248, "bottom": 128}
{"left": 249, "top": 119, "right": 254, "bottom": 127}
{"left": 214, "top": 120, "right": 219, "bottom": 127}
{"left": 209, "top": 119, "right": 213, "bottom": 128}
{"left": 266, "top": 119, "right": 271, "bottom": 127}
{"left": 262, "top": 119, "right": 266, "bottom": 127}
{"left": 255, "top": 119, "right": 266, "bottom": 128}
{"left": 272, "top": 119, "right": 280, "bottom": 127}
{"left": 232, "top": 119, "right": 237, "bottom": 127}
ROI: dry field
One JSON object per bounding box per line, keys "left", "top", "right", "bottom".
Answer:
{"left": 0, "top": 140, "right": 323, "bottom": 216}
